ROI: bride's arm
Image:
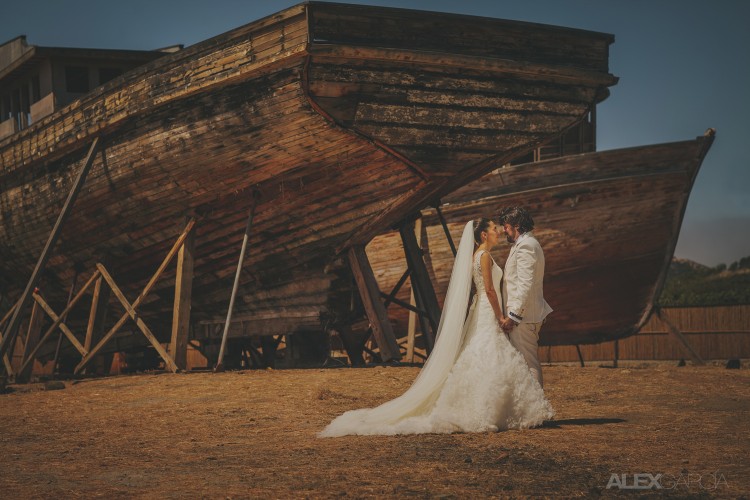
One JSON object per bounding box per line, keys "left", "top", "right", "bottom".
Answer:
{"left": 480, "top": 252, "right": 505, "bottom": 326}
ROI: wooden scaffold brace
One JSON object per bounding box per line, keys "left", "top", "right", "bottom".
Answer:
{"left": 344, "top": 206, "right": 456, "bottom": 365}
{"left": 13, "top": 218, "right": 197, "bottom": 378}
{"left": 654, "top": 307, "right": 706, "bottom": 366}
{"left": 74, "top": 219, "right": 197, "bottom": 374}
{"left": 0, "top": 137, "right": 102, "bottom": 369}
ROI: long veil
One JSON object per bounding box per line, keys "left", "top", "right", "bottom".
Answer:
{"left": 319, "top": 221, "right": 477, "bottom": 436}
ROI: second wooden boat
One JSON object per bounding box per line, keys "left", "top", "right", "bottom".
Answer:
{"left": 367, "top": 130, "right": 715, "bottom": 347}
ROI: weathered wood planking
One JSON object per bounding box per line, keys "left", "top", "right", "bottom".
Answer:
{"left": 367, "top": 132, "right": 714, "bottom": 346}
{"left": 1, "top": 3, "right": 615, "bottom": 358}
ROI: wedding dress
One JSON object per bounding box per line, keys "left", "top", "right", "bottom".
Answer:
{"left": 319, "top": 222, "right": 553, "bottom": 437}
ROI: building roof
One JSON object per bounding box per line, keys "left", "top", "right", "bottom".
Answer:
{"left": 0, "top": 35, "right": 181, "bottom": 84}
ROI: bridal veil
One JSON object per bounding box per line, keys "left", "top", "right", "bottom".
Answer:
{"left": 319, "top": 221, "right": 476, "bottom": 436}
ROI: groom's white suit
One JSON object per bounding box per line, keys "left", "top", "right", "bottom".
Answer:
{"left": 502, "top": 231, "right": 553, "bottom": 386}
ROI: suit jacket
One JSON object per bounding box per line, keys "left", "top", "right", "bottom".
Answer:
{"left": 502, "top": 232, "right": 553, "bottom": 324}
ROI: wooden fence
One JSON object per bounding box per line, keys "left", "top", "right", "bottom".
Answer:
{"left": 11, "top": 305, "right": 750, "bottom": 375}
{"left": 545, "top": 305, "right": 750, "bottom": 363}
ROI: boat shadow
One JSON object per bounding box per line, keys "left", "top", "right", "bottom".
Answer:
{"left": 540, "top": 417, "right": 626, "bottom": 428}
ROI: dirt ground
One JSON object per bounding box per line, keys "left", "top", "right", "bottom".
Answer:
{"left": 1, "top": 362, "right": 748, "bottom": 498}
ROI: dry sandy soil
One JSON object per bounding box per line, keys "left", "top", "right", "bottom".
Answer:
{"left": 1, "top": 363, "right": 748, "bottom": 498}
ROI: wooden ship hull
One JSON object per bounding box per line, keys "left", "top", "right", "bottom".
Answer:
{"left": 0, "top": 3, "right": 616, "bottom": 365}
{"left": 367, "top": 132, "right": 715, "bottom": 347}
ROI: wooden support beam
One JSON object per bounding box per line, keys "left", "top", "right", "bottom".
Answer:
{"left": 75, "top": 219, "right": 194, "bottom": 374}
{"left": 362, "top": 343, "right": 382, "bottom": 363}
{"left": 613, "top": 339, "right": 619, "bottom": 368}
{"left": 82, "top": 274, "right": 113, "bottom": 375}
{"left": 406, "top": 217, "right": 422, "bottom": 363}
{"left": 575, "top": 344, "right": 585, "bottom": 367}
{"left": 0, "top": 299, "right": 19, "bottom": 330}
{"left": 17, "top": 300, "right": 44, "bottom": 383}
{"left": 379, "top": 292, "right": 427, "bottom": 316}
{"left": 93, "top": 265, "right": 179, "bottom": 373}
{"left": 18, "top": 271, "right": 100, "bottom": 376}
{"left": 433, "top": 202, "right": 457, "bottom": 257}
{"left": 656, "top": 308, "right": 705, "bottom": 366}
{"left": 0, "top": 336, "right": 12, "bottom": 375}
{"left": 84, "top": 276, "right": 104, "bottom": 353}
{"left": 0, "top": 300, "right": 19, "bottom": 375}
{"left": 170, "top": 221, "right": 195, "bottom": 370}
{"left": 348, "top": 245, "right": 401, "bottom": 362}
{"left": 399, "top": 217, "right": 438, "bottom": 352}
{"left": 31, "top": 293, "right": 87, "bottom": 357}
{"left": 382, "top": 268, "right": 410, "bottom": 308}
{"left": 0, "top": 137, "right": 101, "bottom": 362}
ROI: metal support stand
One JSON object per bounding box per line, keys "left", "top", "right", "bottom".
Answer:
{"left": 575, "top": 344, "right": 585, "bottom": 367}
{"left": 215, "top": 191, "right": 260, "bottom": 372}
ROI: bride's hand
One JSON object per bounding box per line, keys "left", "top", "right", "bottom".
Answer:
{"left": 500, "top": 316, "right": 515, "bottom": 334}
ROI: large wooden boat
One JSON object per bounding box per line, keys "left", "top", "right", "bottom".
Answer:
{"left": 367, "top": 131, "right": 715, "bottom": 346}
{"left": 0, "top": 3, "right": 616, "bottom": 361}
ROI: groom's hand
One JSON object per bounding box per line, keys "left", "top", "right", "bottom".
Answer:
{"left": 501, "top": 317, "right": 517, "bottom": 333}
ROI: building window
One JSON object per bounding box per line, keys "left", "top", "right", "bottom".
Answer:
{"left": 65, "top": 66, "right": 89, "bottom": 93}
{"left": 98, "top": 67, "right": 123, "bottom": 85}
{"left": 31, "top": 75, "right": 41, "bottom": 103}
{"left": 1, "top": 94, "right": 10, "bottom": 121}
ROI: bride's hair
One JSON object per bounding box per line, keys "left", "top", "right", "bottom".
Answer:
{"left": 473, "top": 218, "right": 492, "bottom": 245}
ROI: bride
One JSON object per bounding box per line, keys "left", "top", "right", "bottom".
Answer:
{"left": 319, "top": 219, "right": 553, "bottom": 437}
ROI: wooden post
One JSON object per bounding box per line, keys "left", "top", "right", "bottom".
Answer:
{"left": 613, "top": 339, "right": 619, "bottom": 368}
{"left": 84, "top": 276, "right": 104, "bottom": 355}
{"left": 406, "top": 217, "right": 423, "bottom": 362}
{"left": 399, "top": 217, "right": 438, "bottom": 352}
{"left": 656, "top": 308, "right": 705, "bottom": 366}
{"left": 170, "top": 221, "right": 195, "bottom": 370}
{"left": 81, "top": 274, "right": 113, "bottom": 375}
{"left": 348, "top": 246, "right": 401, "bottom": 362}
{"left": 575, "top": 344, "right": 585, "bottom": 367}
{"left": 0, "top": 137, "right": 101, "bottom": 363}
{"left": 17, "top": 299, "right": 44, "bottom": 383}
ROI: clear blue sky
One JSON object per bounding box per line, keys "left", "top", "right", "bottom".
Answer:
{"left": 3, "top": 0, "right": 748, "bottom": 266}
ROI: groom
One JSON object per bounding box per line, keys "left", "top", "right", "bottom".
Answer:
{"left": 499, "top": 207, "right": 552, "bottom": 387}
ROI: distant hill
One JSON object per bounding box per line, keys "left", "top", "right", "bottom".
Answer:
{"left": 658, "top": 256, "right": 750, "bottom": 306}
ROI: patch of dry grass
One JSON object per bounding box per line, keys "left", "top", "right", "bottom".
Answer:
{"left": 0, "top": 364, "right": 748, "bottom": 497}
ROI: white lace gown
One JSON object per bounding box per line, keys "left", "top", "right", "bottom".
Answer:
{"left": 320, "top": 250, "right": 554, "bottom": 436}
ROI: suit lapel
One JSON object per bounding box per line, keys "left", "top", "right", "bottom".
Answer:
{"left": 506, "top": 242, "right": 519, "bottom": 266}
{"left": 506, "top": 232, "right": 534, "bottom": 270}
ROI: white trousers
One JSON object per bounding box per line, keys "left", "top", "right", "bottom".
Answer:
{"left": 509, "top": 321, "right": 543, "bottom": 387}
